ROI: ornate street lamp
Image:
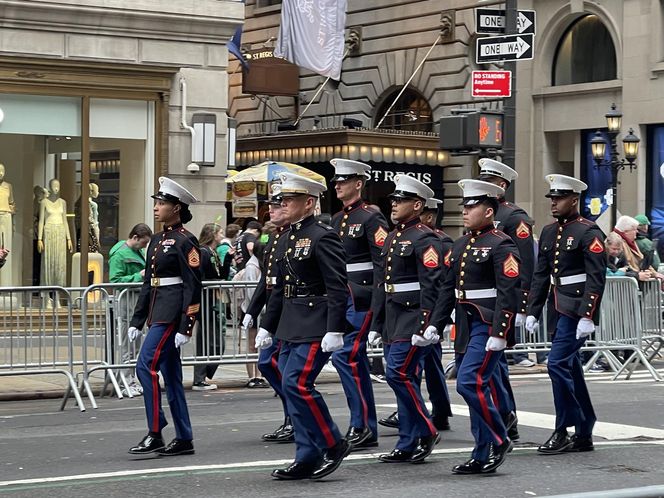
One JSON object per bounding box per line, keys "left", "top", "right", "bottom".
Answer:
{"left": 590, "top": 104, "right": 640, "bottom": 229}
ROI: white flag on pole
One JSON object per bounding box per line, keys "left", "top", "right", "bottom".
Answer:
{"left": 274, "top": 0, "right": 347, "bottom": 81}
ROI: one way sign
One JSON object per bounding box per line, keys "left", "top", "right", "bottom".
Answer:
{"left": 475, "top": 9, "right": 536, "bottom": 35}
{"left": 476, "top": 34, "right": 534, "bottom": 64}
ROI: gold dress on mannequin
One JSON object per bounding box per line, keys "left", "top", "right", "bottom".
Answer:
{"left": 0, "top": 164, "right": 15, "bottom": 286}
{"left": 38, "top": 180, "right": 72, "bottom": 287}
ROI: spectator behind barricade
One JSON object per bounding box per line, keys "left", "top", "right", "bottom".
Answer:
{"left": 108, "top": 223, "right": 152, "bottom": 397}
{"left": 260, "top": 221, "right": 276, "bottom": 244}
{"left": 108, "top": 223, "right": 153, "bottom": 282}
{"left": 0, "top": 247, "right": 8, "bottom": 269}
{"left": 613, "top": 216, "right": 664, "bottom": 281}
{"left": 192, "top": 223, "right": 226, "bottom": 391}
{"left": 605, "top": 232, "right": 646, "bottom": 280}
{"left": 217, "top": 223, "right": 240, "bottom": 279}
{"left": 234, "top": 220, "right": 262, "bottom": 271}
{"left": 634, "top": 214, "right": 661, "bottom": 269}
{"left": 235, "top": 242, "right": 267, "bottom": 388}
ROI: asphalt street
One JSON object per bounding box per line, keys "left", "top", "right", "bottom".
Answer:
{"left": 1, "top": 370, "right": 664, "bottom": 497}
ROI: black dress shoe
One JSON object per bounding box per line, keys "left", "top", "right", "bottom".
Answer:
{"left": 503, "top": 411, "right": 520, "bottom": 441}
{"left": 271, "top": 461, "right": 317, "bottom": 480}
{"left": 482, "top": 438, "right": 512, "bottom": 473}
{"left": 564, "top": 434, "right": 594, "bottom": 452}
{"left": 507, "top": 425, "right": 520, "bottom": 442}
{"left": 432, "top": 415, "right": 451, "bottom": 431}
{"left": 311, "top": 439, "right": 351, "bottom": 479}
{"left": 452, "top": 458, "right": 485, "bottom": 474}
{"left": 345, "top": 426, "right": 372, "bottom": 447}
{"left": 410, "top": 432, "right": 440, "bottom": 463}
{"left": 156, "top": 439, "right": 195, "bottom": 456}
{"left": 128, "top": 434, "right": 165, "bottom": 454}
{"left": 537, "top": 430, "right": 572, "bottom": 454}
{"left": 378, "top": 448, "right": 413, "bottom": 463}
{"left": 378, "top": 411, "right": 399, "bottom": 429}
{"left": 262, "top": 417, "right": 294, "bottom": 442}
{"left": 352, "top": 438, "right": 379, "bottom": 451}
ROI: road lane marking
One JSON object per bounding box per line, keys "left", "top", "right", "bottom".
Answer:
{"left": 376, "top": 403, "right": 664, "bottom": 440}
{"left": 1, "top": 441, "right": 663, "bottom": 489}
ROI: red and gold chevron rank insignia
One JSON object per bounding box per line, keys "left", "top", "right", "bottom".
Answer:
{"left": 516, "top": 221, "right": 531, "bottom": 239}
{"left": 187, "top": 247, "right": 200, "bottom": 268}
{"left": 374, "top": 226, "right": 388, "bottom": 247}
{"left": 423, "top": 245, "right": 439, "bottom": 268}
{"left": 444, "top": 249, "right": 452, "bottom": 268}
{"left": 186, "top": 303, "right": 200, "bottom": 315}
{"left": 503, "top": 253, "right": 520, "bottom": 278}
{"left": 589, "top": 237, "right": 604, "bottom": 254}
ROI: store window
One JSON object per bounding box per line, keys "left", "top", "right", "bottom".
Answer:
{"left": 553, "top": 15, "right": 617, "bottom": 86}
{"left": 0, "top": 94, "right": 155, "bottom": 287}
{"left": 374, "top": 88, "right": 433, "bottom": 132}
{"left": 647, "top": 125, "right": 664, "bottom": 260}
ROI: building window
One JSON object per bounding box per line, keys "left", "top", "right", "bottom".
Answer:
{"left": 374, "top": 88, "right": 433, "bottom": 132}
{"left": 552, "top": 14, "right": 617, "bottom": 86}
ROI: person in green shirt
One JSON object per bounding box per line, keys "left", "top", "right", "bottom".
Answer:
{"left": 634, "top": 214, "right": 661, "bottom": 269}
{"left": 108, "top": 223, "right": 153, "bottom": 397}
{"left": 109, "top": 223, "right": 152, "bottom": 283}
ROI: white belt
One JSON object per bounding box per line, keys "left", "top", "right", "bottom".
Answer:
{"left": 385, "top": 282, "right": 420, "bottom": 293}
{"left": 151, "top": 276, "right": 183, "bottom": 287}
{"left": 347, "top": 262, "right": 374, "bottom": 272}
{"left": 455, "top": 288, "right": 497, "bottom": 299}
{"left": 267, "top": 277, "right": 278, "bottom": 285}
{"left": 551, "top": 273, "right": 587, "bottom": 286}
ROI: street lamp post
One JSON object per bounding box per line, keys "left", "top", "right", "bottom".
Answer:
{"left": 590, "top": 103, "right": 640, "bottom": 229}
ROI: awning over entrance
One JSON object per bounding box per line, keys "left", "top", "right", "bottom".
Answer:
{"left": 235, "top": 127, "right": 447, "bottom": 168}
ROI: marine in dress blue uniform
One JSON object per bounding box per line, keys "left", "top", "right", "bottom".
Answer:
{"left": 329, "top": 158, "right": 388, "bottom": 449}
{"left": 371, "top": 174, "right": 441, "bottom": 464}
{"left": 257, "top": 172, "right": 351, "bottom": 480}
{"left": 127, "top": 177, "right": 201, "bottom": 457}
{"left": 431, "top": 179, "right": 519, "bottom": 474}
{"left": 526, "top": 174, "right": 606, "bottom": 454}
{"left": 244, "top": 184, "right": 294, "bottom": 443}
{"left": 477, "top": 158, "right": 539, "bottom": 440}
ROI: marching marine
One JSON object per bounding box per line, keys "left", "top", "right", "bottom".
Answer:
{"left": 526, "top": 174, "right": 606, "bottom": 454}
{"left": 329, "top": 158, "right": 389, "bottom": 449}
{"left": 127, "top": 177, "right": 201, "bottom": 457}
{"left": 430, "top": 179, "right": 520, "bottom": 474}
{"left": 256, "top": 172, "right": 351, "bottom": 480}
{"left": 371, "top": 174, "right": 441, "bottom": 464}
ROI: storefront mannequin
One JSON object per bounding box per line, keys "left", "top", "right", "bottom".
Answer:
{"left": 0, "top": 163, "right": 16, "bottom": 286}
{"left": 32, "top": 185, "right": 48, "bottom": 286}
{"left": 89, "top": 183, "right": 100, "bottom": 252}
{"left": 37, "top": 179, "right": 73, "bottom": 290}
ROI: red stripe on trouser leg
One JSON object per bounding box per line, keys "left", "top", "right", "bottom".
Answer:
{"left": 399, "top": 346, "right": 437, "bottom": 436}
{"left": 149, "top": 323, "right": 175, "bottom": 433}
{"left": 349, "top": 310, "right": 373, "bottom": 426}
{"left": 271, "top": 342, "right": 282, "bottom": 382}
{"left": 489, "top": 378, "right": 500, "bottom": 411}
{"left": 476, "top": 350, "right": 503, "bottom": 445}
{"left": 297, "top": 342, "right": 336, "bottom": 447}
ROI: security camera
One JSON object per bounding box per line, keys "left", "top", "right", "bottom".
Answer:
{"left": 187, "top": 162, "right": 200, "bottom": 173}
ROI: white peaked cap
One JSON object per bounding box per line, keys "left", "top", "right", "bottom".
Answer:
{"left": 425, "top": 197, "right": 442, "bottom": 210}
{"left": 152, "top": 176, "right": 198, "bottom": 205}
{"left": 458, "top": 179, "right": 505, "bottom": 206}
{"left": 544, "top": 174, "right": 588, "bottom": 197}
{"left": 478, "top": 158, "right": 518, "bottom": 183}
{"left": 330, "top": 158, "right": 371, "bottom": 181}
{"left": 279, "top": 171, "right": 327, "bottom": 197}
{"left": 389, "top": 174, "right": 434, "bottom": 201}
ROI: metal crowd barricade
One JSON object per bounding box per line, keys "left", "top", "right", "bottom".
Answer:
{"left": 638, "top": 278, "right": 664, "bottom": 362}
{"left": 0, "top": 285, "right": 85, "bottom": 411}
{"left": 77, "top": 280, "right": 262, "bottom": 408}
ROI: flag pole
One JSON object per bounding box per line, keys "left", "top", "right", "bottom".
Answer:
{"left": 374, "top": 32, "right": 442, "bottom": 129}
{"left": 293, "top": 47, "right": 351, "bottom": 127}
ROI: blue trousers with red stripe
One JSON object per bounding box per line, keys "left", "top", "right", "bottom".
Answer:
{"left": 455, "top": 321, "right": 507, "bottom": 462}
{"left": 257, "top": 340, "right": 289, "bottom": 418}
{"left": 331, "top": 299, "right": 377, "bottom": 438}
{"left": 136, "top": 322, "right": 193, "bottom": 441}
{"left": 421, "top": 342, "right": 453, "bottom": 418}
{"left": 490, "top": 353, "right": 517, "bottom": 416}
{"left": 280, "top": 341, "right": 343, "bottom": 464}
{"left": 548, "top": 314, "right": 596, "bottom": 436}
{"left": 385, "top": 341, "right": 437, "bottom": 452}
